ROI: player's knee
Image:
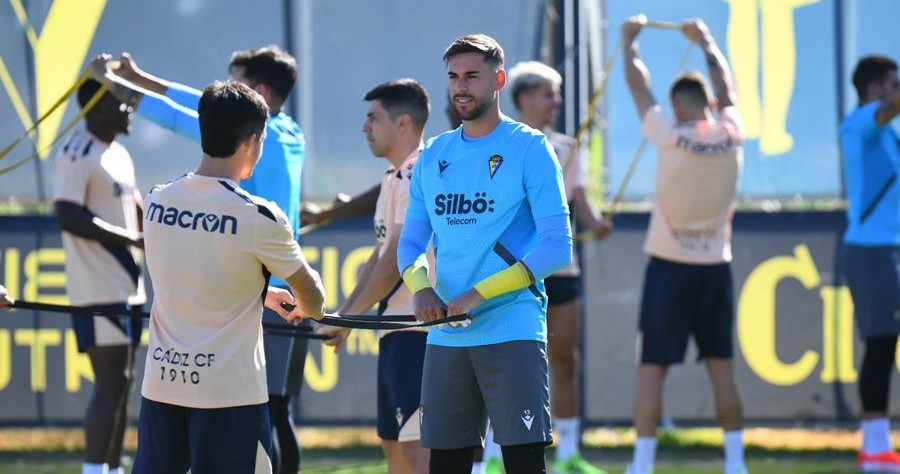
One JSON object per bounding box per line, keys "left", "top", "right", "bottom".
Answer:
{"left": 399, "top": 441, "right": 427, "bottom": 465}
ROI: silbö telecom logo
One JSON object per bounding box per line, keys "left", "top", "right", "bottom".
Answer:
{"left": 434, "top": 192, "right": 494, "bottom": 226}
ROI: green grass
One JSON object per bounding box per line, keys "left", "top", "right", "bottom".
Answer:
{"left": 0, "top": 446, "right": 860, "bottom": 474}
{"left": 0, "top": 427, "right": 866, "bottom": 473}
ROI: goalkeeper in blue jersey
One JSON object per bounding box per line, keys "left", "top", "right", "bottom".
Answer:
{"left": 397, "top": 34, "right": 572, "bottom": 474}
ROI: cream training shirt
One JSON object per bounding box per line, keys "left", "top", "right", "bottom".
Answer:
{"left": 140, "top": 173, "right": 304, "bottom": 408}
{"left": 373, "top": 150, "right": 433, "bottom": 337}
{"left": 642, "top": 105, "right": 744, "bottom": 264}
{"left": 52, "top": 129, "right": 146, "bottom": 308}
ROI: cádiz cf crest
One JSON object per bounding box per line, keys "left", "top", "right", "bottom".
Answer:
{"left": 488, "top": 155, "right": 503, "bottom": 179}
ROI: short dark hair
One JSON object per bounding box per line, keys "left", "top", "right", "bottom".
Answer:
{"left": 77, "top": 79, "right": 106, "bottom": 109}
{"left": 443, "top": 34, "right": 504, "bottom": 68}
{"left": 229, "top": 45, "right": 297, "bottom": 102}
{"left": 669, "top": 71, "right": 711, "bottom": 109}
{"left": 364, "top": 79, "right": 431, "bottom": 131}
{"left": 198, "top": 81, "right": 269, "bottom": 158}
{"left": 852, "top": 55, "right": 898, "bottom": 101}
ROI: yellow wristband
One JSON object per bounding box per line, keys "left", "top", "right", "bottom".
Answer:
{"left": 402, "top": 263, "right": 431, "bottom": 294}
{"left": 473, "top": 261, "right": 533, "bottom": 300}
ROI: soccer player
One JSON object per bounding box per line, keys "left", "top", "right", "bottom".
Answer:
{"left": 621, "top": 16, "right": 747, "bottom": 474}
{"left": 397, "top": 34, "right": 572, "bottom": 474}
{"left": 301, "top": 92, "right": 462, "bottom": 227}
{"left": 92, "top": 47, "right": 309, "bottom": 474}
{"left": 52, "top": 77, "right": 145, "bottom": 474}
{"left": 317, "top": 78, "right": 432, "bottom": 474}
{"left": 841, "top": 55, "right": 900, "bottom": 472}
{"left": 132, "top": 80, "right": 324, "bottom": 474}
{"left": 474, "top": 60, "right": 611, "bottom": 474}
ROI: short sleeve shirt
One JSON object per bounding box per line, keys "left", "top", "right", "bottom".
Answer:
{"left": 641, "top": 105, "right": 744, "bottom": 264}
{"left": 140, "top": 173, "right": 304, "bottom": 408}
{"left": 52, "top": 129, "right": 146, "bottom": 306}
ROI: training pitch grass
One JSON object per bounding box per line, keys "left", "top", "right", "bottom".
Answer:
{"left": 0, "top": 426, "right": 872, "bottom": 473}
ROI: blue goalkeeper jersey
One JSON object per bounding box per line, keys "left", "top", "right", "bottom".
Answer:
{"left": 407, "top": 116, "right": 569, "bottom": 346}
{"left": 138, "top": 83, "right": 305, "bottom": 287}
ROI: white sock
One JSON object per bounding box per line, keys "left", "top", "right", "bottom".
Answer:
{"left": 471, "top": 461, "right": 484, "bottom": 474}
{"left": 108, "top": 468, "right": 124, "bottom": 474}
{"left": 484, "top": 426, "right": 502, "bottom": 460}
{"left": 82, "top": 463, "right": 108, "bottom": 474}
{"left": 862, "top": 418, "right": 893, "bottom": 453}
{"left": 554, "top": 417, "right": 580, "bottom": 460}
{"left": 723, "top": 430, "right": 745, "bottom": 470}
{"left": 633, "top": 436, "right": 657, "bottom": 472}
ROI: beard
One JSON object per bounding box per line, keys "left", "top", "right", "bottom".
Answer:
{"left": 454, "top": 94, "right": 493, "bottom": 121}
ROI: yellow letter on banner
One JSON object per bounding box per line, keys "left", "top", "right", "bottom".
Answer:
{"left": 819, "top": 286, "right": 857, "bottom": 383}
{"left": 23, "top": 248, "right": 68, "bottom": 304}
{"left": 14, "top": 328, "right": 62, "bottom": 392}
{"left": 0, "top": 330, "right": 11, "bottom": 389}
{"left": 3, "top": 248, "right": 21, "bottom": 300}
{"left": 346, "top": 330, "right": 380, "bottom": 356}
{"left": 65, "top": 329, "right": 93, "bottom": 392}
{"left": 304, "top": 343, "right": 337, "bottom": 392}
{"left": 738, "top": 244, "right": 820, "bottom": 385}
{"left": 341, "top": 246, "right": 374, "bottom": 300}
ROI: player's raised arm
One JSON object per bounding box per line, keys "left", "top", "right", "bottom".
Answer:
{"left": 623, "top": 15, "right": 658, "bottom": 120}
{"left": 88, "top": 54, "right": 201, "bottom": 141}
{"left": 682, "top": 18, "right": 737, "bottom": 110}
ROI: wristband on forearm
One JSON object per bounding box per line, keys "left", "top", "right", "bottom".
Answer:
{"left": 402, "top": 263, "right": 431, "bottom": 294}
{"left": 473, "top": 261, "right": 533, "bottom": 300}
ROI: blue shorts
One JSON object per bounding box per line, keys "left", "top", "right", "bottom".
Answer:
{"left": 71, "top": 303, "right": 143, "bottom": 353}
{"left": 844, "top": 244, "right": 900, "bottom": 339}
{"left": 133, "top": 397, "right": 272, "bottom": 474}
{"left": 545, "top": 275, "right": 581, "bottom": 307}
{"left": 638, "top": 257, "right": 734, "bottom": 364}
{"left": 377, "top": 331, "right": 427, "bottom": 442}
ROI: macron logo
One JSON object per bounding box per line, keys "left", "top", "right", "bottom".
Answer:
{"left": 521, "top": 409, "right": 534, "bottom": 431}
{"left": 146, "top": 202, "right": 238, "bottom": 235}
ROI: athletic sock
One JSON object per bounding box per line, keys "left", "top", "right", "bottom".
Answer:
{"left": 107, "top": 468, "right": 124, "bottom": 474}
{"left": 82, "top": 463, "right": 108, "bottom": 474}
{"left": 484, "top": 426, "right": 502, "bottom": 460}
{"left": 633, "top": 436, "right": 657, "bottom": 472}
{"left": 554, "top": 417, "right": 580, "bottom": 460}
{"left": 471, "top": 461, "right": 483, "bottom": 474}
{"left": 862, "top": 418, "right": 893, "bottom": 453}
{"left": 723, "top": 430, "right": 745, "bottom": 470}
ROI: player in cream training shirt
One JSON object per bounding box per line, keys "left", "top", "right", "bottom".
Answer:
{"left": 622, "top": 17, "right": 747, "bottom": 474}
{"left": 126, "top": 80, "right": 324, "bottom": 474}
